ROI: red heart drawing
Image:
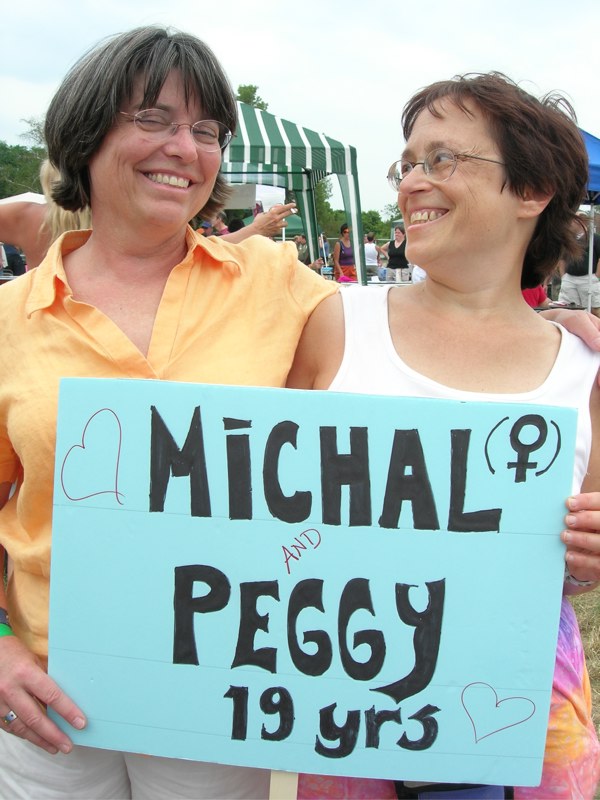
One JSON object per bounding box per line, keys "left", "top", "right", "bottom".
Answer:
{"left": 461, "top": 682, "right": 536, "bottom": 743}
{"left": 60, "top": 408, "right": 124, "bottom": 505}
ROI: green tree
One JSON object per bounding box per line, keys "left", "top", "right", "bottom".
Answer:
{"left": 381, "top": 201, "right": 401, "bottom": 225}
{"left": 19, "top": 116, "right": 46, "bottom": 148}
{"left": 361, "top": 209, "right": 388, "bottom": 240}
{"left": 314, "top": 177, "right": 337, "bottom": 234}
{"left": 236, "top": 85, "right": 268, "bottom": 111}
{"left": 0, "top": 141, "right": 45, "bottom": 199}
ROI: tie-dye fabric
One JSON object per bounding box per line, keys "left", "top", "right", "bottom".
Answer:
{"left": 297, "top": 598, "right": 599, "bottom": 799}
{"left": 514, "top": 597, "right": 600, "bottom": 800}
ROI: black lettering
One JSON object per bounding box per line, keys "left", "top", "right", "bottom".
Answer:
{"left": 150, "top": 406, "right": 211, "bottom": 517}
{"left": 260, "top": 687, "right": 294, "bottom": 741}
{"left": 224, "top": 685, "right": 248, "bottom": 740}
{"left": 224, "top": 419, "right": 252, "bottom": 520}
{"left": 173, "top": 565, "right": 230, "bottom": 665}
{"left": 374, "top": 580, "right": 445, "bottom": 702}
{"left": 339, "top": 578, "right": 385, "bottom": 681}
{"left": 315, "top": 703, "right": 360, "bottom": 758}
{"left": 508, "top": 414, "right": 549, "bottom": 482}
{"left": 379, "top": 430, "right": 439, "bottom": 530}
{"left": 287, "top": 579, "right": 332, "bottom": 676}
{"left": 263, "top": 421, "right": 312, "bottom": 522}
{"left": 448, "top": 430, "right": 501, "bottom": 532}
{"left": 398, "top": 704, "right": 440, "bottom": 750}
{"left": 231, "top": 581, "right": 279, "bottom": 673}
{"left": 364, "top": 705, "right": 402, "bottom": 748}
{"left": 320, "top": 427, "right": 371, "bottom": 526}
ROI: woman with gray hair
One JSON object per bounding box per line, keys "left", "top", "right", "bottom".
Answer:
{"left": 0, "top": 26, "right": 335, "bottom": 798}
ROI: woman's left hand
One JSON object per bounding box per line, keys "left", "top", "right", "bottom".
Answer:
{"left": 562, "top": 492, "right": 600, "bottom": 587}
{"left": 540, "top": 308, "right": 600, "bottom": 351}
{"left": 249, "top": 203, "right": 297, "bottom": 238}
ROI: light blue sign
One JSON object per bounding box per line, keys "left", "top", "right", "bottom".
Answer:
{"left": 49, "top": 378, "right": 576, "bottom": 787}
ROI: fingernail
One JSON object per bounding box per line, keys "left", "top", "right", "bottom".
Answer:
{"left": 72, "top": 716, "right": 86, "bottom": 730}
{"left": 59, "top": 742, "right": 72, "bottom": 753}
{"left": 566, "top": 515, "right": 577, "bottom": 527}
{"left": 562, "top": 530, "right": 571, "bottom": 543}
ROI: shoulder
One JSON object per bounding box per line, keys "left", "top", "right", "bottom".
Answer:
{"left": 198, "top": 231, "right": 336, "bottom": 306}
{"left": 204, "top": 231, "right": 297, "bottom": 263}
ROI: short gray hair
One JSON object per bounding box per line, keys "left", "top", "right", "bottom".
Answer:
{"left": 44, "top": 26, "right": 237, "bottom": 218}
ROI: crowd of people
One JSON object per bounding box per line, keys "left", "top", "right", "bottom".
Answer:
{"left": 0, "top": 23, "right": 599, "bottom": 800}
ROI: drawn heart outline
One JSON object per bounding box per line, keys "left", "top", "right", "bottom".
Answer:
{"left": 461, "top": 681, "right": 536, "bottom": 743}
{"left": 60, "top": 408, "right": 124, "bottom": 505}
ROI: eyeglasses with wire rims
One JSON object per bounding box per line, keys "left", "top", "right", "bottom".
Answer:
{"left": 119, "top": 109, "right": 233, "bottom": 152}
{"left": 387, "top": 148, "right": 505, "bottom": 191}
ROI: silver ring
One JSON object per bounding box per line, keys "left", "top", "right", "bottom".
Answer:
{"left": 2, "top": 710, "right": 17, "bottom": 725}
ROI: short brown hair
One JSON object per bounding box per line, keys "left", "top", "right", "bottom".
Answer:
{"left": 402, "top": 72, "right": 588, "bottom": 288}
{"left": 45, "top": 26, "right": 237, "bottom": 220}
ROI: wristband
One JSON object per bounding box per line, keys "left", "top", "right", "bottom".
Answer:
{"left": 564, "top": 564, "right": 594, "bottom": 587}
{"left": 0, "top": 623, "right": 14, "bottom": 637}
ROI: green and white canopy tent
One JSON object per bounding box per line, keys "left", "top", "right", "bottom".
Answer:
{"left": 221, "top": 101, "right": 365, "bottom": 278}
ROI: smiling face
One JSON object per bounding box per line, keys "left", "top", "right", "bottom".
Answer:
{"left": 87, "top": 70, "right": 222, "bottom": 237}
{"left": 398, "top": 99, "right": 531, "bottom": 277}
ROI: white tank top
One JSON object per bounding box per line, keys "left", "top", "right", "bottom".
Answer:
{"left": 364, "top": 242, "right": 379, "bottom": 266}
{"left": 330, "top": 286, "right": 600, "bottom": 492}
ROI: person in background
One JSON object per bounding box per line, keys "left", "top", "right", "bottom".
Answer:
{"left": 0, "top": 25, "right": 336, "bottom": 799}
{"left": 332, "top": 223, "right": 356, "bottom": 281}
{"left": 212, "top": 210, "right": 229, "bottom": 235}
{"left": 380, "top": 224, "right": 409, "bottom": 282}
{"left": 288, "top": 71, "right": 600, "bottom": 800}
{"left": 295, "top": 233, "right": 324, "bottom": 272}
{"left": 410, "top": 263, "right": 427, "bottom": 283}
{"left": 0, "top": 243, "right": 7, "bottom": 272}
{"left": 2, "top": 244, "right": 26, "bottom": 276}
{"left": 0, "top": 160, "right": 92, "bottom": 270}
{"left": 522, "top": 283, "right": 550, "bottom": 308}
{"left": 558, "top": 212, "right": 600, "bottom": 315}
{"left": 319, "top": 231, "right": 330, "bottom": 264}
{"left": 364, "top": 231, "right": 383, "bottom": 278}
{"left": 295, "top": 233, "right": 309, "bottom": 264}
{"left": 199, "top": 219, "right": 213, "bottom": 235}
{"left": 227, "top": 217, "right": 245, "bottom": 233}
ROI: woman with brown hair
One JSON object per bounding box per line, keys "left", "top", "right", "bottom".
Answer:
{"left": 290, "top": 72, "right": 600, "bottom": 799}
{"left": 332, "top": 222, "right": 356, "bottom": 281}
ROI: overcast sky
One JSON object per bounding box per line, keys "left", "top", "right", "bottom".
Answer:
{"left": 1, "top": 0, "right": 598, "bottom": 213}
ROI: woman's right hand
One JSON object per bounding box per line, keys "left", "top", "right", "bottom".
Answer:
{"left": 0, "top": 634, "right": 86, "bottom": 754}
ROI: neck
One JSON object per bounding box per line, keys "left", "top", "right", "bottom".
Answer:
{"left": 65, "top": 224, "right": 190, "bottom": 285}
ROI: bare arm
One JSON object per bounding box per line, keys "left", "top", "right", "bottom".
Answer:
{"left": 221, "top": 203, "right": 297, "bottom": 244}
{"left": 286, "top": 293, "right": 345, "bottom": 390}
{"left": 561, "top": 378, "right": 600, "bottom": 591}
{"left": 332, "top": 242, "right": 342, "bottom": 280}
{"left": 0, "top": 481, "right": 86, "bottom": 753}
{"left": 0, "top": 203, "right": 48, "bottom": 267}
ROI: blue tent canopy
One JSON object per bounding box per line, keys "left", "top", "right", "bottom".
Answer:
{"left": 578, "top": 129, "right": 600, "bottom": 310}
{"left": 582, "top": 129, "right": 600, "bottom": 201}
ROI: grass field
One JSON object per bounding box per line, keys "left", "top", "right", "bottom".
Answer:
{"left": 574, "top": 591, "right": 600, "bottom": 727}
{"left": 572, "top": 591, "right": 600, "bottom": 798}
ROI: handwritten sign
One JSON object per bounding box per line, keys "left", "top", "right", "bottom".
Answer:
{"left": 48, "top": 378, "right": 576, "bottom": 787}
